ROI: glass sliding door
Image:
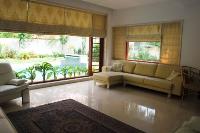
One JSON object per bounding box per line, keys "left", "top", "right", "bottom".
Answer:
{"left": 88, "top": 37, "right": 104, "bottom": 76}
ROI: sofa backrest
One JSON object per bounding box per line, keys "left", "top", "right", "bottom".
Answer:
{"left": 133, "top": 62, "right": 157, "bottom": 77}
{"left": 154, "top": 64, "right": 180, "bottom": 79}
{"left": 122, "top": 61, "right": 137, "bottom": 73}
{"left": 0, "top": 63, "right": 15, "bottom": 85}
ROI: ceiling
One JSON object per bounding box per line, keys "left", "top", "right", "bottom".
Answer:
{"left": 81, "top": 0, "right": 173, "bottom": 9}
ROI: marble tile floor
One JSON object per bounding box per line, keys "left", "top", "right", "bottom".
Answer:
{"left": 1, "top": 80, "right": 200, "bottom": 133}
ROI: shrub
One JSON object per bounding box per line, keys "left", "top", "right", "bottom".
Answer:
{"left": 17, "top": 52, "right": 30, "bottom": 60}
{"left": 52, "top": 52, "right": 64, "bottom": 58}
{"left": 3, "top": 48, "right": 17, "bottom": 58}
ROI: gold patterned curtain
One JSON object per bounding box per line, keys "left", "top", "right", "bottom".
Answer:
{"left": 92, "top": 14, "right": 107, "bottom": 37}
{"left": 113, "top": 27, "right": 127, "bottom": 60}
{"left": 65, "top": 9, "right": 92, "bottom": 36}
{"left": 0, "top": 0, "right": 107, "bottom": 37}
{"left": 127, "top": 24, "right": 161, "bottom": 42}
{"left": 160, "top": 22, "right": 182, "bottom": 65}
{"left": 28, "top": 2, "right": 65, "bottom": 25}
{"left": 0, "top": 0, "right": 27, "bottom": 22}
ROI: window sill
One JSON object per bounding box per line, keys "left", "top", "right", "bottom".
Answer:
{"left": 127, "top": 59, "right": 159, "bottom": 64}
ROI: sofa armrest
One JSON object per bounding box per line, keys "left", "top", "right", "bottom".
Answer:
{"left": 6, "top": 79, "right": 27, "bottom": 86}
{"left": 102, "top": 66, "right": 112, "bottom": 72}
{"left": 171, "top": 75, "right": 183, "bottom": 96}
{"left": 166, "top": 70, "right": 181, "bottom": 81}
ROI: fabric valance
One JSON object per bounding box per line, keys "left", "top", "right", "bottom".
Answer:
{"left": 0, "top": 0, "right": 107, "bottom": 37}
{"left": 0, "top": 0, "right": 27, "bottom": 22}
{"left": 127, "top": 24, "right": 161, "bottom": 42}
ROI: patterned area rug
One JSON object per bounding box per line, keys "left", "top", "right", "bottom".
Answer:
{"left": 7, "top": 99, "right": 144, "bottom": 133}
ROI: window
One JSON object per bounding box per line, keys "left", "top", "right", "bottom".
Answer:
{"left": 0, "top": 32, "right": 104, "bottom": 83}
{"left": 128, "top": 42, "right": 161, "bottom": 62}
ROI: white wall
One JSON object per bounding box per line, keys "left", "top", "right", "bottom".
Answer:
{"left": 111, "top": 0, "right": 200, "bottom": 68}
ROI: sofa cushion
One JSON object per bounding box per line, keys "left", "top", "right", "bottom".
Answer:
{"left": 144, "top": 77, "right": 172, "bottom": 90}
{"left": 183, "top": 116, "right": 200, "bottom": 132}
{"left": 175, "top": 127, "right": 195, "bottom": 133}
{"left": 122, "top": 62, "right": 136, "bottom": 73}
{"left": 155, "top": 64, "right": 180, "bottom": 79}
{"left": 93, "top": 72, "right": 123, "bottom": 82}
{"left": 7, "top": 79, "right": 27, "bottom": 86}
{"left": 134, "top": 62, "right": 157, "bottom": 77}
{"left": 123, "top": 73, "right": 145, "bottom": 84}
{"left": 0, "top": 84, "right": 28, "bottom": 96}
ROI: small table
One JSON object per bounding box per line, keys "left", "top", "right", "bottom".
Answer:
{"left": 0, "top": 107, "right": 17, "bottom": 133}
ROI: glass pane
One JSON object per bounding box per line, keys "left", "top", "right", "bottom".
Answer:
{"left": 92, "top": 37, "right": 100, "bottom": 73}
{"left": 93, "top": 37, "right": 100, "bottom": 44}
{"left": 128, "top": 42, "right": 160, "bottom": 61}
{"left": 0, "top": 32, "right": 89, "bottom": 83}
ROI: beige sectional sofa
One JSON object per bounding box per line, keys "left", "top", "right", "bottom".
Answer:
{"left": 93, "top": 61, "right": 182, "bottom": 97}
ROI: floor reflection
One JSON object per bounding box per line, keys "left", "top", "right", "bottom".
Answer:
{"left": 125, "top": 102, "right": 156, "bottom": 123}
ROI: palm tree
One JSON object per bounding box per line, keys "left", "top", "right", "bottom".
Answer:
{"left": 81, "top": 37, "right": 86, "bottom": 55}
{"left": 17, "top": 33, "right": 32, "bottom": 48}
{"left": 15, "top": 66, "right": 36, "bottom": 83}
{"left": 35, "top": 62, "right": 53, "bottom": 82}
{"left": 81, "top": 66, "right": 88, "bottom": 76}
{"left": 25, "top": 66, "right": 36, "bottom": 83}
{"left": 48, "top": 66, "right": 60, "bottom": 80}
{"left": 60, "top": 66, "right": 68, "bottom": 79}
{"left": 59, "top": 35, "right": 68, "bottom": 53}
{"left": 67, "top": 66, "right": 73, "bottom": 78}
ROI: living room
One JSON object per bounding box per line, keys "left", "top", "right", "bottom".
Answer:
{"left": 0, "top": 0, "right": 200, "bottom": 133}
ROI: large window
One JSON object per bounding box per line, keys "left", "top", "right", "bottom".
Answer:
{"left": 0, "top": 32, "right": 103, "bottom": 83}
{"left": 128, "top": 42, "right": 161, "bottom": 62}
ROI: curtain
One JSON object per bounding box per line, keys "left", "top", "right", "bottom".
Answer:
{"left": 112, "top": 22, "right": 182, "bottom": 65}
{"left": 160, "top": 22, "right": 182, "bottom": 65}
{"left": 28, "top": 2, "right": 65, "bottom": 26}
{"left": 0, "top": 0, "right": 107, "bottom": 37}
{"left": 92, "top": 14, "right": 107, "bottom": 37}
{"left": 0, "top": 0, "right": 27, "bottom": 22}
{"left": 127, "top": 24, "right": 161, "bottom": 42}
{"left": 113, "top": 27, "right": 127, "bottom": 60}
{"left": 65, "top": 9, "right": 92, "bottom": 36}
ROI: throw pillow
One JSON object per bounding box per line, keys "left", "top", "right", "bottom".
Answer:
{"left": 111, "top": 63, "right": 123, "bottom": 72}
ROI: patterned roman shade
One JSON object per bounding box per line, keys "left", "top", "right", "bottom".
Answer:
{"left": 0, "top": 0, "right": 27, "bottom": 22}
{"left": 160, "top": 22, "right": 182, "bottom": 65}
{"left": 65, "top": 9, "right": 92, "bottom": 36}
{"left": 92, "top": 14, "right": 107, "bottom": 37}
{"left": 113, "top": 27, "right": 127, "bottom": 60}
{"left": 28, "top": 2, "right": 65, "bottom": 25}
{"left": 112, "top": 21, "right": 182, "bottom": 65}
{"left": 127, "top": 24, "right": 161, "bottom": 42}
{"left": 0, "top": 0, "right": 107, "bottom": 37}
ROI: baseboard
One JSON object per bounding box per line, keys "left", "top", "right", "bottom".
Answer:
{"left": 29, "top": 77, "right": 92, "bottom": 90}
